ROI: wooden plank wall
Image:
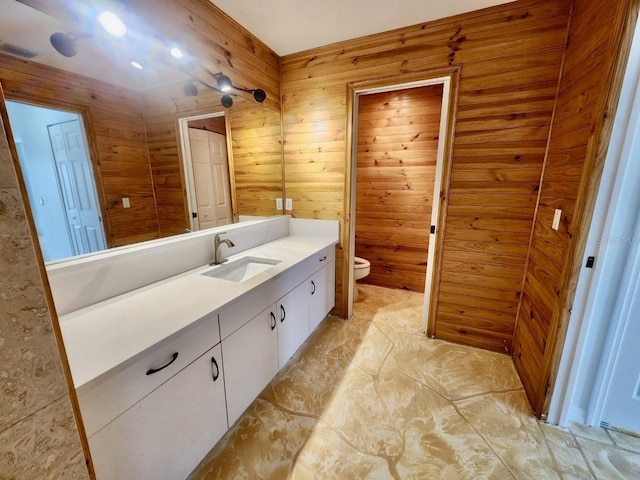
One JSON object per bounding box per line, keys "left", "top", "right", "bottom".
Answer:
{"left": 141, "top": 83, "right": 224, "bottom": 237}
{"left": 141, "top": 82, "right": 283, "bottom": 236}
{"left": 228, "top": 102, "right": 284, "bottom": 218}
{"left": 355, "top": 85, "right": 443, "bottom": 292}
{"left": 512, "top": 0, "right": 630, "bottom": 415}
{"left": 138, "top": 0, "right": 283, "bottom": 236}
{"left": 133, "top": 0, "right": 281, "bottom": 112}
{"left": 0, "top": 53, "right": 160, "bottom": 247}
{"left": 281, "top": 0, "right": 572, "bottom": 352}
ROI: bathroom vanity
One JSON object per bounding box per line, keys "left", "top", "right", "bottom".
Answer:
{"left": 49, "top": 217, "right": 338, "bottom": 480}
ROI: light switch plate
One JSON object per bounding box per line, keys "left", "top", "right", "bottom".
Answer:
{"left": 285, "top": 198, "right": 293, "bottom": 211}
{"left": 552, "top": 208, "right": 562, "bottom": 230}
{"left": 276, "top": 198, "right": 283, "bottom": 210}
{"left": 122, "top": 197, "right": 130, "bottom": 209}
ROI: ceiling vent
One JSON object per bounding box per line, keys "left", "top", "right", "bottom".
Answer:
{"left": 0, "top": 41, "right": 40, "bottom": 59}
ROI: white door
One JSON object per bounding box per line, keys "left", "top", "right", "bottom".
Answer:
{"left": 48, "top": 120, "right": 106, "bottom": 255}
{"left": 599, "top": 212, "right": 640, "bottom": 434}
{"left": 188, "top": 128, "right": 232, "bottom": 230}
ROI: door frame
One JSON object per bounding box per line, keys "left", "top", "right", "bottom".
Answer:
{"left": 177, "top": 111, "right": 235, "bottom": 232}
{"left": 547, "top": 12, "right": 640, "bottom": 426}
{"left": 344, "top": 67, "right": 460, "bottom": 328}
{"left": 3, "top": 95, "right": 112, "bottom": 248}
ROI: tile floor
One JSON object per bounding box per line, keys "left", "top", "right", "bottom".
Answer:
{"left": 189, "top": 284, "right": 640, "bottom": 479}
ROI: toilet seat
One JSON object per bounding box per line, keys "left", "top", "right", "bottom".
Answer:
{"left": 354, "top": 256, "right": 370, "bottom": 270}
{"left": 353, "top": 256, "right": 371, "bottom": 283}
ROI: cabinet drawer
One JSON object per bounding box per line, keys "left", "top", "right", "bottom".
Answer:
{"left": 89, "top": 344, "right": 227, "bottom": 480}
{"left": 78, "top": 313, "right": 220, "bottom": 437}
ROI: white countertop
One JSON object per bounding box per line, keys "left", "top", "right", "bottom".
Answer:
{"left": 60, "top": 235, "right": 336, "bottom": 388}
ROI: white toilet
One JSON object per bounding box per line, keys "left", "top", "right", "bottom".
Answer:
{"left": 353, "top": 256, "right": 371, "bottom": 300}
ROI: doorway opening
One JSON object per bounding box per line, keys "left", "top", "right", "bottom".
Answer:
{"left": 178, "top": 112, "right": 235, "bottom": 232}
{"left": 346, "top": 74, "right": 456, "bottom": 331}
{"left": 5, "top": 101, "right": 106, "bottom": 262}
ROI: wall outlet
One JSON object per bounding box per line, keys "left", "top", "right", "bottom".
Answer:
{"left": 285, "top": 198, "right": 293, "bottom": 211}
{"left": 275, "top": 198, "right": 283, "bottom": 210}
{"left": 122, "top": 197, "right": 131, "bottom": 209}
{"left": 552, "top": 208, "right": 562, "bottom": 230}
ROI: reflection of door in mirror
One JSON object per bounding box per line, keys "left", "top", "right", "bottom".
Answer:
{"left": 188, "top": 128, "right": 232, "bottom": 230}
{"left": 180, "top": 113, "right": 235, "bottom": 232}
{"left": 6, "top": 101, "right": 106, "bottom": 261}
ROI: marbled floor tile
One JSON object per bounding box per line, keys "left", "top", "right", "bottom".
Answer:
{"left": 304, "top": 314, "right": 375, "bottom": 361}
{"left": 575, "top": 436, "right": 640, "bottom": 480}
{"left": 385, "top": 331, "right": 522, "bottom": 401}
{"left": 264, "top": 353, "right": 352, "bottom": 418}
{"left": 354, "top": 284, "right": 413, "bottom": 320}
{"left": 189, "top": 398, "right": 316, "bottom": 480}
{"left": 0, "top": 395, "right": 88, "bottom": 480}
{"left": 319, "top": 364, "right": 403, "bottom": 458}
{"left": 191, "top": 284, "right": 640, "bottom": 480}
{"left": 350, "top": 323, "right": 394, "bottom": 376}
{"left": 377, "top": 365, "right": 512, "bottom": 480}
{"left": 569, "top": 422, "right": 614, "bottom": 445}
{"left": 539, "top": 423, "right": 595, "bottom": 480}
{"left": 456, "top": 391, "right": 561, "bottom": 479}
{"left": 371, "top": 301, "right": 425, "bottom": 337}
{"left": 608, "top": 429, "right": 640, "bottom": 454}
{"left": 291, "top": 421, "right": 392, "bottom": 479}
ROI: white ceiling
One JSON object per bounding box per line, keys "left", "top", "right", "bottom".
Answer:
{"left": 0, "top": 0, "right": 185, "bottom": 91}
{"left": 211, "top": 0, "right": 518, "bottom": 56}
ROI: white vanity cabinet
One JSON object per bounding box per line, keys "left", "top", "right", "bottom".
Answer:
{"left": 69, "top": 234, "right": 338, "bottom": 479}
{"left": 222, "top": 305, "right": 279, "bottom": 426}
{"left": 309, "top": 259, "right": 336, "bottom": 331}
{"left": 89, "top": 344, "right": 227, "bottom": 480}
{"left": 277, "top": 281, "right": 311, "bottom": 366}
{"left": 219, "top": 244, "right": 335, "bottom": 426}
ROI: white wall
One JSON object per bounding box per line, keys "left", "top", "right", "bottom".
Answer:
{"left": 6, "top": 101, "right": 77, "bottom": 261}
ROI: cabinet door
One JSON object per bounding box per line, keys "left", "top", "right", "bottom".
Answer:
{"left": 222, "top": 305, "right": 279, "bottom": 426}
{"left": 309, "top": 260, "right": 336, "bottom": 332}
{"left": 277, "top": 282, "right": 310, "bottom": 367}
{"left": 89, "top": 345, "right": 227, "bottom": 480}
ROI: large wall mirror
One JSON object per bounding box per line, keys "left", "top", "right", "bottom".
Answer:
{"left": 0, "top": 0, "right": 284, "bottom": 263}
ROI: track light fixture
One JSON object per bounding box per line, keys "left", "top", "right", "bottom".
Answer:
{"left": 48, "top": 10, "right": 266, "bottom": 108}
{"left": 179, "top": 61, "right": 266, "bottom": 108}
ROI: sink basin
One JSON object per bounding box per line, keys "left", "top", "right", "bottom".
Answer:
{"left": 202, "top": 256, "right": 281, "bottom": 282}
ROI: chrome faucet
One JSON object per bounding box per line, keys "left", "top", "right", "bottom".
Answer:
{"left": 212, "top": 232, "right": 235, "bottom": 265}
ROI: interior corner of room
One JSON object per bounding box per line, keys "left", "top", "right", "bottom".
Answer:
{"left": 1, "top": 0, "right": 640, "bottom": 478}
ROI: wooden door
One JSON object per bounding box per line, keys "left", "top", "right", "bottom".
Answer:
{"left": 48, "top": 120, "right": 106, "bottom": 255}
